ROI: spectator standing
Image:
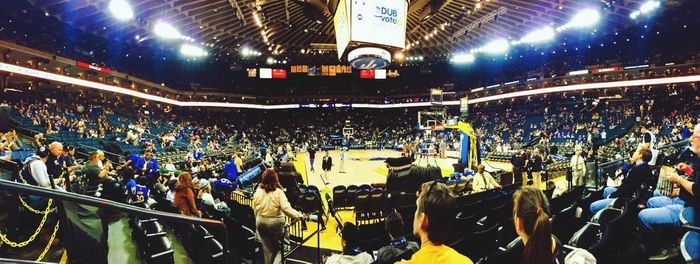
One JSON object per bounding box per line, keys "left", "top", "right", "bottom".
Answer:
{"left": 224, "top": 155, "right": 239, "bottom": 183}
{"left": 234, "top": 152, "right": 244, "bottom": 172}
{"left": 530, "top": 148, "right": 543, "bottom": 189}
{"left": 135, "top": 150, "right": 159, "bottom": 181}
{"left": 511, "top": 151, "right": 525, "bottom": 186}
{"left": 252, "top": 169, "right": 304, "bottom": 264}
{"left": 173, "top": 172, "right": 200, "bottom": 217}
{"left": 398, "top": 181, "right": 472, "bottom": 264}
{"left": 639, "top": 124, "right": 659, "bottom": 166}
{"left": 439, "top": 140, "right": 447, "bottom": 159}
{"left": 569, "top": 147, "right": 586, "bottom": 187}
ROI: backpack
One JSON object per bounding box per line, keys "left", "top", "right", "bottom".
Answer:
{"left": 20, "top": 157, "right": 40, "bottom": 186}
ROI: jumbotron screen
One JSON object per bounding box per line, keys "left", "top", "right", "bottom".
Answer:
{"left": 334, "top": 0, "right": 408, "bottom": 58}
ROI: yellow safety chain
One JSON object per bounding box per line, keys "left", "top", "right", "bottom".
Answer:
{"left": 16, "top": 170, "right": 64, "bottom": 214}
{"left": 19, "top": 196, "right": 56, "bottom": 214}
{"left": 0, "top": 198, "right": 52, "bottom": 247}
{"left": 35, "top": 221, "right": 60, "bottom": 262}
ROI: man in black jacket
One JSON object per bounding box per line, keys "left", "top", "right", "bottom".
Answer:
{"left": 589, "top": 147, "right": 653, "bottom": 214}
{"left": 321, "top": 151, "right": 332, "bottom": 183}
{"left": 511, "top": 150, "right": 525, "bottom": 186}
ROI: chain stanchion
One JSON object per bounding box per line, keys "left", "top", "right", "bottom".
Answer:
{"left": 35, "top": 221, "right": 59, "bottom": 262}
{"left": 0, "top": 198, "right": 53, "bottom": 248}
{"left": 16, "top": 170, "right": 60, "bottom": 214}
{"left": 19, "top": 196, "right": 56, "bottom": 214}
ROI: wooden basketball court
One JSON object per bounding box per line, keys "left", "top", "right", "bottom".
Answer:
{"left": 290, "top": 149, "right": 513, "bottom": 252}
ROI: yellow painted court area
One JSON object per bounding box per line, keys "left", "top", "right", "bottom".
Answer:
{"left": 289, "top": 149, "right": 520, "bottom": 251}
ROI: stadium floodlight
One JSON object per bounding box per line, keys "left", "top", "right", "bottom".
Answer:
{"left": 557, "top": 9, "right": 601, "bottom": 31}
{"left": 480, "top": 39, "right": 510, "bottom": 54}
{"left": 631, "top": 1, "right": 661, "bottom": 19}
{"left": 639, "top": 0, "right": 661, "bottom": 13}
{"left": 630, "top": 11, "right": 641, "bottom": 19}
{"left": 109, "top": 0, "right": 134, "bottom": 21}
{"left": 153, "top": 21, "right": 181, "bottom": 39}
{"left": 451, "top": 53, "right": 475, "bottom": 64}
{"left": 560, "top": 9, "right": 600, "bottom": 30}
{"left": 180, "top": 44, "right": 207, "bottom": 57}
{"left": 520, "top": 26, "right": 555, "bottom": 44}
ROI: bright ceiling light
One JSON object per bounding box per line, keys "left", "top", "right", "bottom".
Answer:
{"left": 266, "top": 57, "right": 275, "bottom": 65}
{"left": 631, "top": 1, "right": 660, "bottom": 19}
{"left": 253, "top": 12, "right": 262, "bottom": 27}
{"left": 639, "top": 1, "right": 660, "bottom": 13}
{"left": 452, "top": 53, "right": 475, "bottom": 64}
{"left": 520, "top": 26, "right": 555, "bottom": 44}
{"left": 563, "top": 9, "right": 600, "bottom": 29}
{"left": 630, "top": 11, "right": 641, "bottom": 19}
{"left": 153, "top": 21, "right": 181, "bottom": 39}
{"left": 180, "top": 44, "right": 207, "bottom": 57}
{"left": 480, "top": 39, "right": 510, "bottom": 54}
{"left": 109, "top": 0, "right": 134, "bottom": 21}
{"left": 394, "top": 52, "right": 405, "bottom": 60}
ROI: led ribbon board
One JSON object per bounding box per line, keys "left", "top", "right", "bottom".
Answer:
{"left": 2, "top": 62, "right": 699, "bottom": 109}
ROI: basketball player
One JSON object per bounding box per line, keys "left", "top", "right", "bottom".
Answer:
{"left": 339, "top": 147, "right": 347, "bottom": 173}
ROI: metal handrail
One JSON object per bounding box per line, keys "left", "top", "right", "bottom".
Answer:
{"left": 0, "top": 179, "right": 229, "bottom": 263}
{"left": 282, "top": 209, "right": 322, "bottom": 264}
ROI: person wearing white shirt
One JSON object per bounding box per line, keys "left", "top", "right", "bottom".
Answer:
{"left": 472, "top": 164, "right": 501, "bottom": 192}
{"left": 165, "top": 159, "right": 176, "bottom": 172}
{"left": 601, "top": 130, "right": 607, "bottom": 141}
{"left": 570, "top": 148, "right": 587, "bottom": 187}
{"left": 252, "top": 169, "right": 304, "bottom": 264}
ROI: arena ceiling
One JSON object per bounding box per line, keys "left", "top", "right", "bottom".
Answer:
{"left": 5, "top": 0, "right": 673, "bottom": 63}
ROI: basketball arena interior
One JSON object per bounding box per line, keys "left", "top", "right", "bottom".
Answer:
{"left": 0, "top": 0, "right": 699, "bottom": 263}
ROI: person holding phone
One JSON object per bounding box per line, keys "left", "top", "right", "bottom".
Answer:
{"left": 637, "top": 124, "right": 700, "bottom": 260}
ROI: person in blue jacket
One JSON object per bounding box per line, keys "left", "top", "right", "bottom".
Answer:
{"left": 123, "top": 151, "right": 141, "bottom": 170}
{"left": 135, "top": 150, "right": 159, "bottom": 180}
{"left": 224, "top": 155, "right": 239, "bottom": 183}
